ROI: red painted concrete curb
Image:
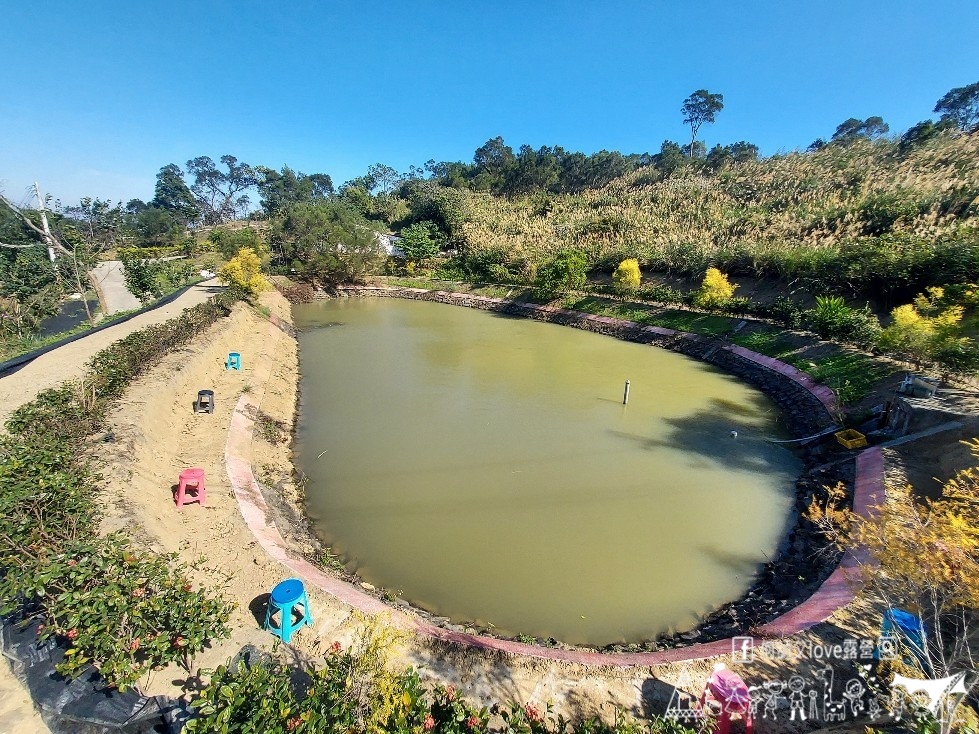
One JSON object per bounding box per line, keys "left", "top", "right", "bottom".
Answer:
{"left": 226, "top": 294, "right": 883, "bottom": 666}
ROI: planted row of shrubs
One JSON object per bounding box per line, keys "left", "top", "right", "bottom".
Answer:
{"left": 186, "top": 635, "right": 691, "bottom": 734}
{"left": 467, "top": 251, "right": 978, "bottom": 375}
{"left": 0, "top": 287, "right": 245, "bottom": 690}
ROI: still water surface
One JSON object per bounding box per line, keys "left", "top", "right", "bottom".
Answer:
{"left": 293, "top": 298, "right": 801, "bottom": 645}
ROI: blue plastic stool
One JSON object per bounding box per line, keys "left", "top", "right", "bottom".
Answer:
{"left": 263, "top": 578, "right": 313, "bottom": 643}
{"left": 226, "top": 352, "right": 241, "bottom": 370}
{"left": 879, "top": 608, "right": 928, "bottom": 668}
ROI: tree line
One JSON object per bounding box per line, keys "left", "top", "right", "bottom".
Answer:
{"left": 2, "top": 80, "right": 976, "bottom": 343}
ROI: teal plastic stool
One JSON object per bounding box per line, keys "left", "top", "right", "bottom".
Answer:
{"left": 226, "top": 352, "right": 241, "bottom": 370}
{"left": 263, "top": 578, "right": 313, "bottom": 643}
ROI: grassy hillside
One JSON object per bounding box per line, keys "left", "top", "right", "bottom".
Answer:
{"left": 449, "top": 133, "right": 979, "bottom": 302}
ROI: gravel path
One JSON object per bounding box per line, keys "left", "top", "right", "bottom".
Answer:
{"left": 89, "top": 260, "right": 142, "bottom": 314}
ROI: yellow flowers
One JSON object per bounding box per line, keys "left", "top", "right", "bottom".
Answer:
{"left": 693, "top": 267, "right": 737, "bottom": 309}
{"left": 880, "top": 287, "right": 970, "bottom": 365}
{"left": 219, "top": 247, "right": 270, "bottom": 296}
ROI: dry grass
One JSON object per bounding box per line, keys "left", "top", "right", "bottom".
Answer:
{"left": 451, "top": 134, "right": 979, "bottom": 283}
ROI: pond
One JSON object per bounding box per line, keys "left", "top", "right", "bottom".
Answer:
{"left": 293, "top": 297, "right": 801, "bottom": 646}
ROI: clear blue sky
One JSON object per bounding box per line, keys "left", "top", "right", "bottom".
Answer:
{"left": 2, "top": 0, "right": 977, "bottom": 207}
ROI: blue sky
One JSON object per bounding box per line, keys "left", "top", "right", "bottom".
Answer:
{"left": 2, "top": 0, "right": 977, "bottom": 206}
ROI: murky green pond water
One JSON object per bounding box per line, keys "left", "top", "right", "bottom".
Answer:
{"left": 293, "top": 298, "right": 801, "bottom": 645}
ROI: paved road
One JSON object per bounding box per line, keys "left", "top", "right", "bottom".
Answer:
{"left": 90, "top": 260, "right": 142, "bottom": 314}
{"left": 0, "top": 279, "right": 223, "bottom": 429}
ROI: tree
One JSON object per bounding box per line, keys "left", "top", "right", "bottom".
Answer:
{"left": 681, "top": 89, "right": 724, "bottom": 157}
{"left": 132, "top": 207, "right": 182, "bottom": 248}
{"left": 934, "top": 81, "right": 979, "bottom": 131}
{"left": 831, "top": 118, "right": 866, "bottom": 143}
{"left": 472, "top": 137, "right": 516, "bottom": 192}
{"left": 656, "top": 140, "right": 687, "bottom": 175}
{"left": 899, "top": 119, "right": 955, "bottom": 152}
{"left": 705, "top": 141, "right": 759, "bottom": 170}
{"left": 499, "top": 145, "right": 559, "bottom": 195}
{"left": 832, "top": 117, "right": 889, "bottom": 143}
{"left": 186, "top": 155, "right": 257, "bottom": 224}
{"left": 58, "top": 198, "right": 124, "bottom": 251}
{"left": 682, "top": 140, "right": 706, "bottom": 159}
{"left": 151, "top": 164, "right": 199, "bottom": 224}
{"left": 365, "top": 163, "right": 402, "bottom": 197}
{"left": 862, "top": 116, "right": 890, "bottom": 140}
{"left": 396, "top": 221, "right": 443, "bottom": 263}
{"left": 273, "top": 201, "right": 386, "bottom": 288}
{"left": 255, "top": 166, "right": 333, "bottom": 218}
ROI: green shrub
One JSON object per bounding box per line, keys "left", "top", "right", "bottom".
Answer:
{"left": 762, "top": 296, "right": 804, "bottom": 328}
{"left": 803, "top": 296, "right": 881, "bottom": 348}
{"left": 431, "top": 257, "right": 468, "bottom": 281}
{"left": 639, "top": 283, "right": 684, "bottom": 305}
{"left": 534, "top": 249, "right": 589, "bottom": 297}
{"left": 720, "top": 296, "right": 752, "bottom": 316}
{"left": 187, "top": 650, "right": 359, "bottom": 733}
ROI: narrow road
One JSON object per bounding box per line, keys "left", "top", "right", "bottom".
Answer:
{"left": 0, "top": 278, "right": 223, "bottom": 429}
{"left": 89, "top": 260, "right": 143, "bottom": 314}
{"left": 0, "top": 278, "right": 227, "bottom": 731}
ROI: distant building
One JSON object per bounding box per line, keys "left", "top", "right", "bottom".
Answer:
{"left": 376, "top": 233, "right": 404, "bottom": 258}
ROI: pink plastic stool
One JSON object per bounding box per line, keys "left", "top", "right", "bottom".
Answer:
{"left": 176, "top": 468, "right": 206, "bottom": 508}
{"left": 701, "top": 664, "right": 753, "bottom": 734}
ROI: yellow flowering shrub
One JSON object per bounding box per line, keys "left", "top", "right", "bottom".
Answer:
{"left": 219, "top": 247, "right": 270, "bottom": 296}
{"left": 612, "top": 258, "right": 641, "bottom": 294}
{"left": 693, "top": 267, "right": 737, "bottom": 309}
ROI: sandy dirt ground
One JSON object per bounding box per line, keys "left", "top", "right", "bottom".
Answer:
{"left": 2, "top": 287, "right": 978, "bottom": 732}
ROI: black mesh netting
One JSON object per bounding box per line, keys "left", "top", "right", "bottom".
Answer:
{"left": 1, "top": 614, "right": 188, "bottom": 733}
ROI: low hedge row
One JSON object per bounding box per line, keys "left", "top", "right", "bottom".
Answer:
{"left": 0, "top": 286, "right": 244, "bottom": 690}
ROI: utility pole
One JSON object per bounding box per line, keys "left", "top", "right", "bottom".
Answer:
{"left": 33, "top": 181, "right": 57, "bottom": 263}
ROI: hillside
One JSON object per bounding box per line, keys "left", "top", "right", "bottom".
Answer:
{"left": 445, "top": 133, "right": 979, "bottom": 302}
